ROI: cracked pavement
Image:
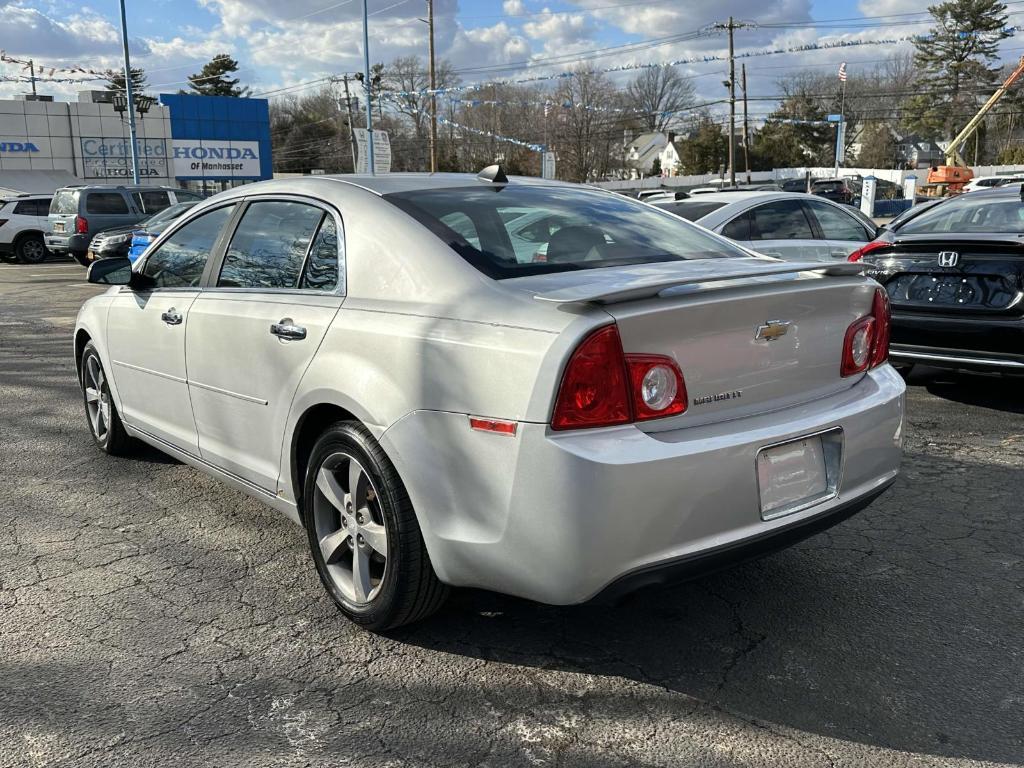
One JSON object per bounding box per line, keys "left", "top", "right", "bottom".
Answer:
{"left": 1, "top": 261, "right": 1022, "bottom": 767}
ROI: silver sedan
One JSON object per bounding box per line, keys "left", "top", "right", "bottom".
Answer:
{"left": 656, "top": 191, "right": 877, "bottom": 261}
{"left": 75, "top": 171, "right": 904, "bottom": 630}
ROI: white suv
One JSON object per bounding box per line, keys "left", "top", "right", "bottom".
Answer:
{"left": 0, "top": 194, "right": 52, "bottom": 263}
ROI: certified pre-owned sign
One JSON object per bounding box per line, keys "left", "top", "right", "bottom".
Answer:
{"left": 172, "top": 140, "right": 260, "bottom": 179}
{"left": 0, "top": 141, "right": 40, "bottom": 153}
{"left": 80, "top": 137, "right": 168, "bottom": 179}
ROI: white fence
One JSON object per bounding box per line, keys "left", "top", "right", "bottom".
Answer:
{"left": 594, "top": 164, "right": 1024, "bottom": 191}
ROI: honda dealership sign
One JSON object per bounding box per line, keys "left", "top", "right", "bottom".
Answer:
{"left": 80, "top": 137, "right": 168, "bottom": 179}
{"left": 172, "top": 140, "right": 261, "bottom": 179}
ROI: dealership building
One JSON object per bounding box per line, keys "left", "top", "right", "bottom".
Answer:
{"left": 0, "top": 91, "right": 272, "bottom": 197}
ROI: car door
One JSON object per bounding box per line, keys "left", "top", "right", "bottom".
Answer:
{"left": 720, "top": 200, "right": 820, "bottom": 261}
{"left": 185, "top": 198, "right": 344, "bottom": 491}
{"left": 105, "top": 203, "right": 238, "bottom": 453}
{"left": 803, "top": 199, "right": 873, "bottom": 260}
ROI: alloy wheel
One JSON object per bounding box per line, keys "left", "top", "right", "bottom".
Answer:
{"left": 83, "top": 355, "right": 111, "bottom": 443}
{"left": 20, "top": 238, "right": 45, "bottom": 263}
{"left": 312, "top": 451, "right": 389, "bottom": 605}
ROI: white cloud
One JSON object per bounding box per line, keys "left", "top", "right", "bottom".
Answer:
{"left": 502, "top": 0, "right": 525, "bottom": 15}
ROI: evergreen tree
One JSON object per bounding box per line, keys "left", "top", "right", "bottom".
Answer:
{"left": 906, "top": 0, "right": 1010, "bottom": 145}
{"left": 103, "top": 67, "right": 147, "bottom": 93}
{"left": 187, "top": 54, "right": 248, "bottom": 97}
{"left": 749, "top": 96, "right": 832, "bottom": 169}
{"left": 675, "top": 115, "right": 728, "bottom": 175}
{"left": 856, "top": 121, "right": 898, "bottom": 168}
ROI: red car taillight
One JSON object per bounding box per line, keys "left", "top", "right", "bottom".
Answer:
{"left": 551, "top": 325, "right": 687, "bottom": 430}
{"left": 74, "top": 215, "right": 88, "bottom": 234}
{"left": 841, "top": 287, "right": 890, "bottom": 376}
{"left": 848, "top": 240, "right": 890, "bottom": 262}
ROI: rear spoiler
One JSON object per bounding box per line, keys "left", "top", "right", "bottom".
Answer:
{"left": 533, "top": 259, "right": 864, "bottom": 305}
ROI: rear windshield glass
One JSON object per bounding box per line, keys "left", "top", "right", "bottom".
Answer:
{"left": 51, "top": 190, "right": 79, "bottom": 215}
{"left": 898, "top": 195, "right": 1024, "bottom": 234}
{"left": 385, "top": 185, "right": 744, "bottom": 279}
{"left": 653, "top": 200, "right": 728, "bottom": 221}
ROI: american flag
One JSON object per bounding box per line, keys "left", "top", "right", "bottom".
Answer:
{"left": 838, "top": 62, "right": 848, "bottom": 82}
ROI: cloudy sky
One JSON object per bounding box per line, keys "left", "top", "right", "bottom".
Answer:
{"left": 0, "top": 0, "right": 1020, "bottom": 116}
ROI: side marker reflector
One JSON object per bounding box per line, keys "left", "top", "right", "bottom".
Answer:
{"left": 469, "top": 417, "right": 518, "bottom": 436}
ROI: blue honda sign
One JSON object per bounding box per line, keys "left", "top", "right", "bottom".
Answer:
{"left": 0, "top": 141, "right": 40, "bottom": 153}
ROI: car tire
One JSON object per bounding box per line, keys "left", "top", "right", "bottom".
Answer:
{"left": 80, "top": 342, "right": 134, "bottom": 456}
{"left": 15, "top": 234, "right": 47, "bottom": 264}
{"left": 72, "top": 251, "right": 90, "bottom": 267}
{"left": 302, "top": 421, "right": 448, "bottom": 631}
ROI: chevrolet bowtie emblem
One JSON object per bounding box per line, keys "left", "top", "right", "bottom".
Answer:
{"left": 755, "top": 320, "right": 792, "bottom": 342}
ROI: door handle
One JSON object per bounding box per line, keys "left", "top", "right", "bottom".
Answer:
{"left": 270, "top": 318, "right": 307, "bottom": 341}
{"left": 831, "top": 250, "right": 850, "bottom": 258}
{"left": 160, "top": 308, "right": 183, "bottom": 326}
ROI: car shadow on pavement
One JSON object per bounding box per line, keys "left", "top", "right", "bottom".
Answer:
{"left": 910, "top": 368, "right": 1024, "bottom": 414}
{"left": 394, "top": 456, "right": 1024, "bottom": 765}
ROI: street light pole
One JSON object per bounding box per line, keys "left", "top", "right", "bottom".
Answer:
{"left": 727, "top": 16, "right": 735, "bottom": 187}
{"left": 117, "top": 0, "right": 141, "bottom": 185}
{"left": 362, "top": 0, "right": 375, "bottom": 175}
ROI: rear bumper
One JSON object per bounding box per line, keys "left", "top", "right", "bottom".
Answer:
{"left": 591, "top": 481, "right": 893, "bottom": 603}
{"left": 44, "top": 233, "right": 88, "bottom": 254}
{"left": 891, "top": 310, "right": 1024, "bottom": 372}
{"left": 381, "top": 365, "right": 905, "bottom": 605}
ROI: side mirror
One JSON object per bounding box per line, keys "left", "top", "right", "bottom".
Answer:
{"left": 87, "top": 257, "right": 132, "bottom": 285}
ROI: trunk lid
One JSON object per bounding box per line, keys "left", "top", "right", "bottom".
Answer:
{"left": 512, "top": 259, "right": 878, "bottom": 429}
{"left": 863, "top": 235, "right": 1024, "bottom": 317}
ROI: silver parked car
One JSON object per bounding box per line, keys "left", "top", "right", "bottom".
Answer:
{"left": 75, "top": 171, "right": 905, "bottom": 630}
{"left": 655, "top": 191, "right": 877, "bottom": 261}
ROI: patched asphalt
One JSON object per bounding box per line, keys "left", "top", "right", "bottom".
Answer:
{"left": 1, "top": 261, "right": 1021, "bottom": 767}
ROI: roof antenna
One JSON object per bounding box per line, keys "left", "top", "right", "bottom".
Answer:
{"left": 477, "top": 164, "right": 508, "bottom": 184}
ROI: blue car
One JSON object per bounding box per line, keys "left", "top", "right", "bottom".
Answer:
{"left": 127, "top": 201, "right": 199, "bottom": 262}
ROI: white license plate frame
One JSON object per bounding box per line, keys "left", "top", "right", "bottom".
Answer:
{"left": 756, "top": 428, "right": 843, "bottom": 521}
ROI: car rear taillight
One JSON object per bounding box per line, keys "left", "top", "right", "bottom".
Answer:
{"left": 870, "top": 287, "right": 891, "bottom": 368}
{"left": 551, "top": 325, "right": 687, "bottom": 431}
{"left": 627, "top": 355, "right": 687, "bottom": 421}
{"left": 841, "top": 287, "right": 890, "bottom": 376}
{"left": 551, "top": 325, "right": 632, "bottom": 430}
{"left": 848, "top": 240, "right": 890, "bottom": 262}
{"left": 74, "top": 216, "right": 88, "bottom": 234}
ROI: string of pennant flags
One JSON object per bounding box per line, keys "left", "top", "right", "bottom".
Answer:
{"left": 0, "top": 52, "right": 110, "bottom": 81}
{"left": 384, "top": 28, "right": 1023, "bottom": 97}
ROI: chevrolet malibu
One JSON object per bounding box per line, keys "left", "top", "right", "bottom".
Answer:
{"left": 75, "top": 170, "right": 905, "bottom": 631}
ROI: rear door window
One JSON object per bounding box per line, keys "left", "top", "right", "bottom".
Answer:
{"left": 217, "top": 200, "right": 328, "bottom": 289}
{"left": 748, "top": 200, "right": 815, "bottom": 240}
{"left": 132, "top": 190, "right": 172, "bottom": 214}
{"left": 721, "top": 213, "right": 752, "bottom": 241}
{"left": 13, "top": 199, "right": 45, "bottom": 216}
{"left": 805, "top": 201, "right": 869, "bottom": 241}
{"left": 85, "top": 192, "right": 130, "bottom": 215}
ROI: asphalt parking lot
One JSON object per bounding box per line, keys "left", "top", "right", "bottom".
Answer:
{"left": 1, "top": 260, "right": 1021, "bottom": 768}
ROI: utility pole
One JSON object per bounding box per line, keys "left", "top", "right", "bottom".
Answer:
{"left": 713, "top": 17, "right": 753, "bottom": 187}
{"left": 727, "top": 16, "right": 735, "bottom": 187}
{"left": 362, "top": 0, "right": 375, "bottom": 175}
{"left": 28, "top": 59, "right": 37, "bottom": 97}
{"left": 335, "top": 75, "right": 360, "bottom": 171}
{"left": 117, "top": 0, "right": 141, "bottom": 184}
{"left": 741, "top": 63, "right": 750, "bottom": 184}
{"left": 427, "top": 0, "right": 438, "bottom": 172}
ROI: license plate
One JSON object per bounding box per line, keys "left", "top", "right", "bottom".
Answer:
{"left": 756, "top": 431, "right": 841, "bottom": 520}
{"left": 53, "top": 222, "right": 65, "bottom": 233}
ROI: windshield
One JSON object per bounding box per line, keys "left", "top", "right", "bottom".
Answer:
{"left": 385, "top": 185, "right": 745, "bottom": 279}
{"left": 898, "top": 194, "right": 1024, "bottom": 234}
{"left": 51, "top": 189, "right": 79, "bottom": 215}
{"left": 653, "top": 200, "right": 728, "bottom": 221}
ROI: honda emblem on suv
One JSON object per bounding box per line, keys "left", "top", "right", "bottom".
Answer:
{"left": 937, "top": 251, "right": 959, "bottom": 267}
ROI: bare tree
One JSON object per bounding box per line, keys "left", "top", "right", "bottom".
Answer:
{"left": 383, "top": 55, "right": 460, "bottom": 165}
{"left": 553, "top": 68, "right": 624, "bottom": 182}
{"left": 624, "top": 66, "right": 695, "bottom": 133}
